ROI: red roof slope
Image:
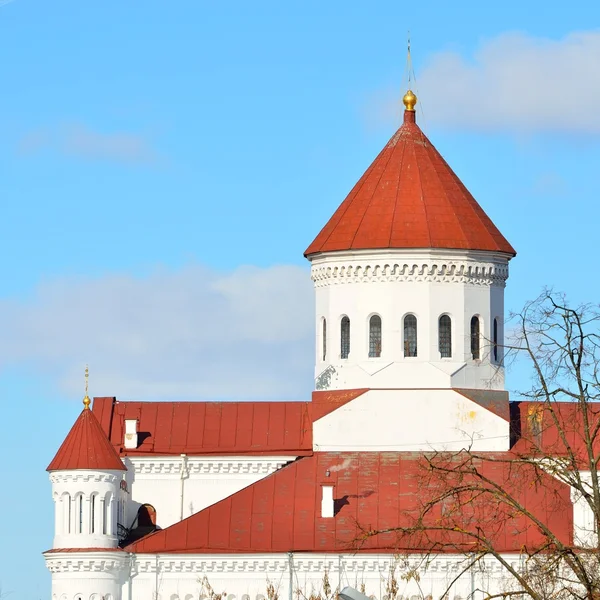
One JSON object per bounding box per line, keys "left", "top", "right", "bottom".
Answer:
{"left": 305, "top": 110, "right": 515, "bottom": 257}
{"left": 47, "top": 407, "right": 126, "bottom": 472}
{"left": 511, "top": 401, "right": 600, "bottom": 462}
{"left": 92, "top": 397, "right": 312, "bottom": 457}
{"left": 128, "top": 451, "right": 571, "bottom": 554}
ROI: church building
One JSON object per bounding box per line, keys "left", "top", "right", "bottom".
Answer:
{"left": 45, "top": 90, "right": 584, "bottom": 600}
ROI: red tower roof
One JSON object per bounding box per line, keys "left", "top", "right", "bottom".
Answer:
{"left": 47, "top": 405, "right": 126, "bottom": 472}
{"left": 305, "top": 97, "right": 515, "bottom": 257}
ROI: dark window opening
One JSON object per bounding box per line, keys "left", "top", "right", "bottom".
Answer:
{"left": 493, "top": 318, "right": 499, "bottom": 362}
{"left": 341, "top": 317, "right": 350, "bottom": 359}
{"left": 369, "top": 315, "right": 382, "bottom": 358}
{"left": 439, "top": 315, "right": 452, "bottom": 358}
{"left": 471, "top": 316, "right": 480, "bottom": 360}
{"left": 403, "top": 315, "right": 417, "bottom": 357}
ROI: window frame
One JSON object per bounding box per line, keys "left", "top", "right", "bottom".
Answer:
{"left": 403, "top": 314, "right": 418, "bottom": 357}
{"left": 470, "top": 315, "right": 481, "bottom": 360}
{"left": 438, "top": 314, "right": 452, "bottom": 359}
{"left": 368, "top": 314, "right": 382, "bottom": 358}
{"left": 340, "top": 316, "right": 350, "bottom": 360}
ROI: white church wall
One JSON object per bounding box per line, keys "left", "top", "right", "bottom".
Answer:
{"left": 124, "top": 456, "right": 295, "bottom": 530}
{"left": 571, "top": 471, "right": 598, "bottom": 548}
{"left": 312, "top": 389, "right": 510, "bottom": 452}
{"left": 46, "top": 550, "right": 129, "bottom": 600}
{"left": 311, "top": 249, "right": 509, "bottom": 392}
{"left": 124, "top": 552, "right": 526, "bottom": 600}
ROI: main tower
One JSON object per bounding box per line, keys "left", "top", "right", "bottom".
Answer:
{"left": 306, "top": 90, "right": 516, "bottom": 452}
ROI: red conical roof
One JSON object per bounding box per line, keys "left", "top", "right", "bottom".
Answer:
{"left": 47, "top": 403, "right": 126, "bottom": 472}
{"left": 305, "top": 108, "right": 515, "bottom": 257}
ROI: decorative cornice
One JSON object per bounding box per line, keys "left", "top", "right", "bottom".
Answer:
{"left": 128, "top": 457, "right": 292, "bottom": 477}
{"left": 49, "top": 472, "right": 120, "bottom": 485}
{"left": 45, "top": 554, "right": 129, "bottom": 574}
{"left": 311, "top": 259, "right": 509, "bottom": 288}
{"left": 130, "top": 553, "right": 518, "bottom": 576}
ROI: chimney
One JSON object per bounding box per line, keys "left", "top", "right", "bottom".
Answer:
{"left": 124, "top": 419, "right": 138, "bottom": 449}
{"left": 321, "top": 485, "right": 334, "bottom": 518}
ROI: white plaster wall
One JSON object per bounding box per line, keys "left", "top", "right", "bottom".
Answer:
{"left": 313, "top": 389, "right": 510, "bottom": 452}
{"left": 122, "top": 552, "right": 526, "bottom": 600}
{"left": 311, "top": 249, "right": 510, "bottom": 392}
{"left": 571, "top": 471, "right": 598, "bottom": 548}
{"left": 46, "top": 551, "right": 128, "bottom": 600}
{"left": 50, "top": 470, "right": 123, "bottom": 549}
{"left": 123, "top": 456, "right": 294, "bottom": 530}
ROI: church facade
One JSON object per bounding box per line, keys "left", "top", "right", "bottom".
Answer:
{"left": 45, "top": 91, "right": 587, "bottom": 600}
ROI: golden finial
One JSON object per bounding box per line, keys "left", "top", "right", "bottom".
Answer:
{"left": 83, "top": 364, "right": 91, "bottom": 409}
{"left": 403, "top": 89, "right": 417, "bottom": 111}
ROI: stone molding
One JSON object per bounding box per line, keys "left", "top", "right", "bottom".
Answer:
{"left": 45, "top": 554, "right": 129, "bottom": 574}
{"left": 128, "top": 457, "right": 293, "bottom": 477}
{"left": 44, "top": 552, "right": 522, "bottom": 583}
{"left": 50, "top": 472, "right": 120, "bottom": 485}
{"left": 130, "top": 554, "right": 517, "bottom": 576}
{"left": 311, "top": 259, "right": 509, "bottom": 288}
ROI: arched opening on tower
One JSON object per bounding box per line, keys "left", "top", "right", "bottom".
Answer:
{"left": 403, "top": 314, "right": 417, "bottom": 357}
{"left": 439, "top": 315, "right": 452, "bottom": 358}
{"left": 369, "top": 315, "right": 382, "bottom": 358}
{"left": 138, "top": 503, "right": 157, "bottom": 527}
{"left": 340, "top": 316, "right": 350, "bottom": 359}
{"left": 471, "top": 316, "right": 481, "bottom": 360}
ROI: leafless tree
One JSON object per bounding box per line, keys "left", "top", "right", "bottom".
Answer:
{"left": 360, "top": 291, "right": 600, "bottom": 600}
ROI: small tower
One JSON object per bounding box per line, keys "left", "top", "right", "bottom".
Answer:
{"left": 45, "top": 369, "right": 129, "bottom": 600}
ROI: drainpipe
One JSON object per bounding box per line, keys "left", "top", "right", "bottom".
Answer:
{"left": 127, "top": 552, "right": 134, "bottom": 600}
{"left": 288, "top": 551, "right": 294, "bottom": 600}
{"left": 180, "top": 454, "right": 188, "bottom": 521}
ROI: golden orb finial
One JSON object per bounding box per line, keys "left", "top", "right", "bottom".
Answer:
{"left": 83, "top": 364, "right": 91, "bottom": 409}
{"left": 403, "top": 89, "right": 417, "bottom": 111}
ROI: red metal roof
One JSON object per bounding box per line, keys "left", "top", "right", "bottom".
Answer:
{"left": 305, "top": 110, "right": 516, "bottom": 257}
{"left": 127, "top": 451, "right": 571, "bottom": 554}
{"left": 511, "top": 401, "right": 600, "bottom": 462}
{"left": 92, "top": 397, "right": 313, "bottom": 457}
{"left": 311, "top": 389, "right": 369, "bottom": 421}
{"left": 47, "top": 407, "right": 126, "bottom": 472}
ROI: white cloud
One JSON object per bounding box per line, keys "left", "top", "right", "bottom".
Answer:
{"left": 367, "top": 30, "right": 600, "bottom": 133}
{"left": 18, "top": 122, "right": 160, "bottom": 165}
{"left": 0, "top": 264, "right": 315, "bottom": 401}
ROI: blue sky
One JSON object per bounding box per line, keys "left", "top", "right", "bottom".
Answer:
{"left": 1, "top": 1, "right": 599, "bottom": 597}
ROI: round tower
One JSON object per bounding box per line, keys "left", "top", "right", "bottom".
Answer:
{"left": 307, "top": 91, "right": 517, "bottom": 453}
{"left": 306, "top": 91, "right": 516, "bottom": 394}
{"left": 45, "top": 371, "right": 128, "bottom": 600}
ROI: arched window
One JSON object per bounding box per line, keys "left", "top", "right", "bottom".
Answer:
{"left": 493, "top": 318, "right": 499, "bottom": 362}
{"left": 471, "top": 316, "right": 480, "bottom": 360}
{"left": 75, "top": 494, "right": 84, "bottom": 534}
{"left": 403, "top": 315, "right": 417, "bottom": 357}
{"left": 369, "top": 315, "right": 382, "bottom": 358}
{"left": 340, "top": 316, "right": 350, "bottom": 359}
{"left": 62, "top": 493, "right": 71, "bottom": 535}
{"left": 322, "top": 318, "right": 327, "bottom": 361}
{"left": 137, "top": 503, "right": 157, "bottom": 527}
{"left": 90, "top": 494, "right": 96, "bottom": 534}
{"left": 439, "top": 315, "right": 452, "bottom": 358}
